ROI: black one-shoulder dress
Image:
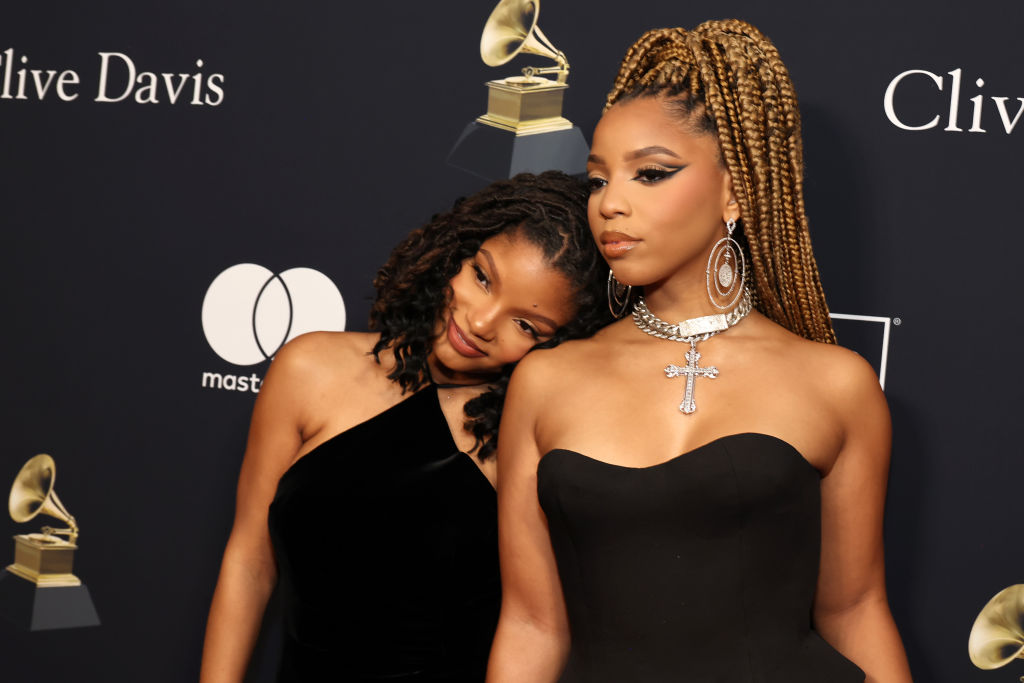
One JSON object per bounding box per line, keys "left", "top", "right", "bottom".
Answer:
{"left": 538, "top": 432, "right": 865, "bottom": 682}
{"left": 268, "top": 389, "right": 499, "bottom": 682}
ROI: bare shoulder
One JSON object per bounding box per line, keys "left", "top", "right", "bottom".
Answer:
{"left": 258, "top": 331, "right": 393, "bottom": 432}
{"left": 266, "top": 331, "right": 380, "bottom": 389}
{"left": 229, "top": 332, "right": 390, "bottom": 541}
{"left": 271, "top": 330, "right": 379, "bottom": 371}
{"left": 755, "top": 320, "right": 889, "bottom": 446}
{"left": 506, "top": 346, "right": 562, "bottom": 400}
{"left": 510, "top": 330, "right": 614, "bottom": 394}
{"left": 811, "top": 341, "right": 892, "bottom": 454}
{"left": 747, "top": 316, "right": 880, "bottom": 396}
{"left": 800, "top": 336, "right": 884, "bottom": 406}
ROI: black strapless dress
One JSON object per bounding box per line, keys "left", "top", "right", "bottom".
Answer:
{"left": 267, "top": 388, "right": 499, "bottom": 682}
{"left": 538, "top": 433, "right": 865, "bottom": 682}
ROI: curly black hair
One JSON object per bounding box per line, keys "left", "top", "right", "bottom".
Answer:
{"left": 369, "top": 170, "right": 612, "bottom": 460}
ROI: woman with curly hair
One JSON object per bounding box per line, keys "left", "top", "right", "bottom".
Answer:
{"left": 200, "top": 171, "right": 610, "bottom": 682}
{"left": 488, "top": 22, "right": 911, "bottom": 682}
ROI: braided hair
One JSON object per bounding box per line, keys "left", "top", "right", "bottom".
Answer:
{"left": 369, "top": 171, "right": 611, "bottom": 460}
{"left": 606, "top": 20, "right": 835, "bottom": 343}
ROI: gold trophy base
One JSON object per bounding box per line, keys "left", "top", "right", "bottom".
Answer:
{"left": 477, "top": 77, "right": 573, "bottom": 136}
{"left": 7, "top": 533, "right": 81, "bottom": 587}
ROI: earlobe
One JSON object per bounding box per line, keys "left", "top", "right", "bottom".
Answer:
{"left": 725, "top": 201, "right": 740, "bottom": 224}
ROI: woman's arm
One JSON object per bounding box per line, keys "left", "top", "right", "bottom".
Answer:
{"left": 199, "top": 340, "right": 318, "bottom": 683}
{"left": 814, "top": 353, "right": 912, "bottom": 682}
{"left": 487, "top": 356, "right": 571, "bottom": 682}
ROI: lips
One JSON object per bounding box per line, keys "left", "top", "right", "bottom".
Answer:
{"left": 446, "top": 316, "right": 486, "bottom": 358}
{"left": 600, "top": 230, "right": 640, "bottom": 258}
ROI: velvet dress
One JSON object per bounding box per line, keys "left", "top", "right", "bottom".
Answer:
{"left": 268, "top": 388, "right": 499, "bottom": 681}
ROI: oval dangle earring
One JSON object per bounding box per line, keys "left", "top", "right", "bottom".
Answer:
{"left": 607, "top": 269, "right": 633, "bottom": 318}
{"left": 705, "top": 218, "right": 745, "bottom": 310}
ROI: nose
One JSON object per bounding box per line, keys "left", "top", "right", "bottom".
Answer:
{"left": 466, "top": 301, "right": 499, "bottom": 341}
{"left": 596, "top": 178, "right": 630, "bottom": 220}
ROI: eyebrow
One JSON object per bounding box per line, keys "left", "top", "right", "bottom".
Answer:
{"left": 627, "top": 145, "right": 681, "bottom": 161}
{"left": 588, "top": 146, "right": 682, "bottom": 165}
{"left": 530, "top": 312, "right": 560, "bottom": 332}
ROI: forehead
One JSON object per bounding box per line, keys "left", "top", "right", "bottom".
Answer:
{"left": 591, "top": 97, "right": 718, "bottom": 158}
{"left": 477, "top": 232, "right": 576, "bottom": 323}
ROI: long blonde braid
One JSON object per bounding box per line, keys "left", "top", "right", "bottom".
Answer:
{"left": 606, "top": 20, "right": 835, "bottom": 343}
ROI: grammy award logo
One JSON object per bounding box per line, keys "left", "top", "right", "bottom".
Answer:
{"left": 475, "top": 0, "right": 571, "bottom": 135}
{"left": 448, "top": 0, "right": 588, "bottom": 180}
{"left": 0, "top": 454, "right": 100, "bottom": 630}
{"left": 968, "top": 584, "right": 1024, "bottom": 673}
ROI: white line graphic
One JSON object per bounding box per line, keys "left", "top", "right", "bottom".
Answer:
{"left": 829, "top": 313, "right": 892, "bottom": 389}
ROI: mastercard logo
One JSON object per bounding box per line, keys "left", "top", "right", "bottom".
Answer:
{"left": 201, "top": 264, "right": 346, "bottom": 366}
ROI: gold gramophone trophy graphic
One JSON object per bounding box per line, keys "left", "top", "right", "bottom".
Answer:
{"left": 968, "top": 584, "right": 1024, "bottom": 676}
{"left": 447, "top": 0, "right": 589, "bottom": 180}
{"left": 0, "top": 454, "right": 100, "bottom": 630}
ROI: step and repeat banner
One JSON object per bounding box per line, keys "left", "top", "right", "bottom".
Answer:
{"left": 2, "top": 1, "right": 1021, "bottom": 681}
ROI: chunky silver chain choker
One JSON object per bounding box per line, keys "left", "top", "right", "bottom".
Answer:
{"left": 632, "top": 288, "right": 753, "bottom": 414}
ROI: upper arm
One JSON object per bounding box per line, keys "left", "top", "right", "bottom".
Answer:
{"left": 224, "top": 336, "right": 325, "bottom": 568}
{"left": 201, "top": 334, "right": 367, "bottom": 681}
{"left": 814, "top": 351, "right": 893, "bottom": 617}
{"left": 496, "top": 355, "right": 569, "bottom": 636}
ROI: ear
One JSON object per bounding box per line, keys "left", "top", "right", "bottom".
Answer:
{"left": 721, "top": 170, "right": 740, "bottom": 223}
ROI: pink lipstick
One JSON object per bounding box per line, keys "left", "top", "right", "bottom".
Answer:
{"left": 447, "top": 317, "right": 486, "bottom": 358}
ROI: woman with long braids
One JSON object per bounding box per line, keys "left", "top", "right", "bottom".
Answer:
{"left": 200, "top": 171, "right": 610, "bottom": 682}
{"left": 489, "top": 21, "right": 911, "bottom": 682}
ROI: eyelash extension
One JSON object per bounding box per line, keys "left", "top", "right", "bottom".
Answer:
{"left": 633, "top": 165, "right": 683, "bottom": 184}
{"left": 472, "top": 263, "right": 490, "bottom": 289}
{"left": 586, "top": 165, "right": 684, "bottom": 192}
{"left": 515, "top": 319, "right": 541, "bottom": 340}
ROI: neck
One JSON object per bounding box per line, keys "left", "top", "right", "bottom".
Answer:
{"left": 642, "top": 277, "right": 724, "bottom": 322}
{"left": 426, "top": 355, "right": 497, "bottom": 390}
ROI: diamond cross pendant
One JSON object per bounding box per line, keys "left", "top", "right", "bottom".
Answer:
{"left": 664, "top": 341, "right": 719, "bottom": 414}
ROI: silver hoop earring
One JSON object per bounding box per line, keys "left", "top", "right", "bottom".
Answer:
{"left": 607, "top": 269, "right": 632, "bottom": 318}
{"left": 705, "top": 218, "right": 746, "bottom": 310}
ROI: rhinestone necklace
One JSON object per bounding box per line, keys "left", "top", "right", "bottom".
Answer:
{"left": 632, "top": 288, "right": 753, "bottom": 414}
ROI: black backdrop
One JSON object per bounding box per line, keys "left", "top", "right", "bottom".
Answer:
{"left": 2, "top": 1, "right": 1022, "bottom": 681}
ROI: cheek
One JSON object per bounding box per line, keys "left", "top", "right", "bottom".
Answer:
{"left": 587, "top": 197, "right": 603, "bottom": 233}
{"left": 447, "top": 268, "right": 474, "bottom": 304}
{"left": 659, "top": 179, "right": 722, "bottom": 228}
{"left": 495, "top": 332, "right": 537, "bottom": 364}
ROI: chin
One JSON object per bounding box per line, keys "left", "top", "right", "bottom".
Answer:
{"left": 433, "top": 346, "right": 486, "bottom": 377}
{"left": 615, "top": 259, "right": 687, "bottom": 289}
{"left": 609, "top": 265, "right": 654, "bottom": 288}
